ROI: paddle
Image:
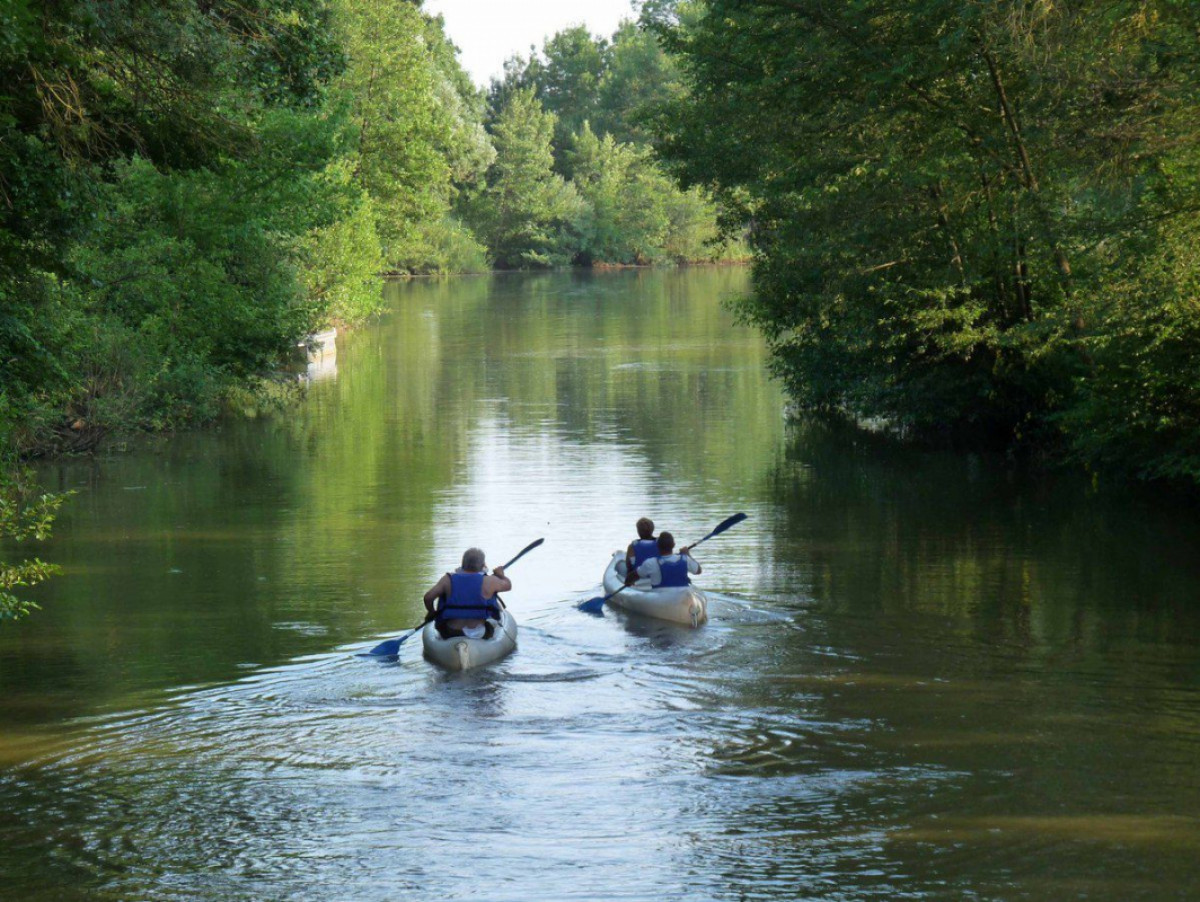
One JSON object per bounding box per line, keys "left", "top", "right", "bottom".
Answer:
{"left": 358, "top": 538, "right": 544, "bottom": 657}
{"left": 577, "top": 513, "right": 747, "bottom": 613}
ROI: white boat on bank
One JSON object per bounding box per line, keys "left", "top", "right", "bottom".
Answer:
{"left": 602, "top": 552, "right": 708, "bottom": 627}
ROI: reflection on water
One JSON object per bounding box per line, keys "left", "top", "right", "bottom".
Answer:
{"left": 2, "top": 269, "right": 1200, "bottom": 899}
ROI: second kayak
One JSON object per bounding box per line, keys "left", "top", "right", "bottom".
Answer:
{"left": 602, "top": 552, "right": 708, "bottom": 627}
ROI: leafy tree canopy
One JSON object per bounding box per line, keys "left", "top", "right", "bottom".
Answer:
{"left": 650, "top": 0, "right": 1200, "bottom": 480}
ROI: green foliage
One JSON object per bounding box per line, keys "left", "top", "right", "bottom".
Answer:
{"left": 0, "top": 0, "right": 362, "bottom": 452}
{"left": 0, "top": 2, "right": 743, "bottom": 457}
{"left": 0, "top": 466, "right": 70, "bottom": 621}
{"left": 301, "top": 187, "right": 385, "bottom": 325}
{"left": 468, "top": 89, "right": 585, "bottom": 269}
{"left": 595, "top": 20, "right": 682, "bottom": 146}
{"left": 652, "top": 0, "right": 1200, "bottom": 479}
{"left": 423, "top": 18, "right": 496, "bottom": 193}
{"left": 570, "top": 123, "right": 670, "bottom": 264}
{"left": 75, "top": 152, "right": 309, "bottom": 373}
{"left": 410, "top": 216, "right": 492, "bottom": 275}
{"left": 0, "top": 0, "right": 501, "bottom": 454}
{"left": 476, "top": 20, "right": 730, "bottom": 268}
{"left": 333, "top": 0, "right": 451, "bottom": 270}
{"left": 536, "top": 26, "right": 608, "bottom": 150}
{"left": 1056, "top": 215, "right": 1200, "bottom": 481}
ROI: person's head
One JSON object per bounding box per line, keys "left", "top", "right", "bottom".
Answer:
{"left": 657, "top": 532, "right": 675, "bottom": 555}
{"left": 636, "top": 517, "right": 655, "bottom": 539}
{"left": 461, "top": 547, "right": 486, "bottom": 572}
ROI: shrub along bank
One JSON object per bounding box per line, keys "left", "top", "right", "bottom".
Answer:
{"left": 649, "top": 0, "right": 1200, "bottom": 484}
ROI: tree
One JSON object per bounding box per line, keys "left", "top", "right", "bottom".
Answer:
{"left": 333, "top": 0, "right": 452, "bottom": 270}
{"left": 651, "top": 0, "right": 1200, "bottom": 477}
{"left": 0, "top": 0, "right": 357, "bottom": 451}
{"left": 595, "top": 19, "right": 682, "bottom": 146}
{"left": 468, "top": 89, "right": 585, "bottom": 269}
{"left": 480, "top": 18, "right": 728, "bottom": 266}
{"left": 569, "top": 123, "right": 670, "bottom": 264}
{"left": 537, "top": 25, "right": 609, "bottom": 152}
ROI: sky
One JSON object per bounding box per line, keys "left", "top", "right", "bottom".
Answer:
{"left": 424, "top": 0, "right": 638, "bottom": 86}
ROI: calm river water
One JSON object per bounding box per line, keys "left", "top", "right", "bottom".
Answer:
{"left": 2, "top": 269, "right": 1200, "bottom": 900}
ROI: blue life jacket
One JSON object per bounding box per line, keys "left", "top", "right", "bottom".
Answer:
{"left": 631, "top": 539, "right": 659, "bottom": 568}
{"left": 657, "top": 555, "right": 690, "bottom": 588}
{"left": 438, "top": 571, "right": 500, "bottom": 622}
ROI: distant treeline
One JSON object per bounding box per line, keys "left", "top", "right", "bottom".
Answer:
{"left": 649, "top": 0, "right": 1200, "bottom": 483}
{"left": 476, "top": 21, "right": 743, "bottom": 269}
{"left": 0, "top": 2, "right": 735, "bottom": 456}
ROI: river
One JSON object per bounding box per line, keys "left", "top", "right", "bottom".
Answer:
{"left": 2, "top": 268, "right": 1199, "bottom": 900}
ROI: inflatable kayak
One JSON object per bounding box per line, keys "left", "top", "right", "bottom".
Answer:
{"left": 602, "top": 552, "right": 708, "bottom": 627}
{"left": 421, "top": 608, "right": 518, "bottom": 671}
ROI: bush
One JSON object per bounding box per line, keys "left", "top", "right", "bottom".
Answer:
{"left": 0, "top": 465, "right": 70, "bottom": 621}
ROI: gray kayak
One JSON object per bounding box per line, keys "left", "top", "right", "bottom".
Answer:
{"left": 603, "top": 552, "right": 708, "bottom": 627}
{"left": 421, "top": 608, "right": 518, "bottom": 671}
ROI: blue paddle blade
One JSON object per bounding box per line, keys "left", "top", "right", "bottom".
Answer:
{"left": 358, "top": 627, "right": 421, "bottom": 657}
{"left": 360, "top": 638, "right": 402, "bottom": 657}
{"left": 501, "top": 537, "right": 544, "bottom": 570}
{"left": 577, "top": 596, "right": 606, "bottom": 613}
{"left": 700, "top": 512, "right": 747, "bottom": 543}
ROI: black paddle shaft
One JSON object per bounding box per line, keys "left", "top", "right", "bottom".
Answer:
{"left": 498, "top": 538, "right": 545, "bottom": 572}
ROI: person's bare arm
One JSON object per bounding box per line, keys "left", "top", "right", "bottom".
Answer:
{"left": 626, "top": 541, "right": 636, "bottom": 567}
{"left": 627, "top": 559, "right": 655, "bottom": 586}
{"left": 484, "top": 566, "right": 512, "bottom": 596}
{"left": 682, "top": 546, "right": 702, "bottom": 575}
{"left": 423, "top": 574, "right": 450, "bottom": 614}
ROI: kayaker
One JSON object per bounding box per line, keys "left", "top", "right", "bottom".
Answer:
{"left": 423, "top": 548, "right": 511, "bottom": 640}
{"left": 620, "top": 517, "right": 659, "bottom": 579}
{"left": 625, "top": 531, "right": 701, "bottom": 588}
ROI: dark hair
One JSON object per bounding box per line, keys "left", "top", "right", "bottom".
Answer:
{"left": 657, "top": 532, "right": 675, "bottom": 554}
{"left": 636, "top": 517, "right": 654, "bottom": 539}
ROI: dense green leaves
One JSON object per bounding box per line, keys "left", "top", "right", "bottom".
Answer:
{"left": 652, "top": 0, "right": 1200, "bottom": 480}
{"left": 471, "top": 17, "right": 738, "bottom": 268}
{"left": 0, "top": 466, "right": 69, "bottom": 620}
{"left": 334, "top": 0, "right": 450, "bottom": 268}
{"left": 570, "top": 123, "right": 671, "bottom": 265}
{"left": 468, "top": 89, "right": 585, "bottom": 269}
{"left": 0, "top": 0, "right": 498, "bottom": 455}
{"left": 0, "top": 4, "right": 746, "bottom": 468}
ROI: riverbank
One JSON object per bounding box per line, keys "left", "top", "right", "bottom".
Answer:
{"left": 381, "top": 254, "right": 753, "bottom": 279}
{"left": 2, "top": 261, "right": 753, "bottom": 462}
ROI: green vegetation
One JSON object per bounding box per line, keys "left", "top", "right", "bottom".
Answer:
{"left": 471, "top": 22, "right": 741, "bottom": 268}
{"left": 3, "top": 1, "right": 352, "bottom": 452}
{"left": 0, "top": 466, "right": 69, "bottom": 620}
{"left": 650, "top": 0, "right": 1200, "bottom": 482}
{"left": 5, "top": 0, "right": 1195, "bottom": 487}
{"left": 0, "top": 5, "right": 732, "bottom": 460}
{"left": 467, "top": 89, "right": 585, "bottom": 269}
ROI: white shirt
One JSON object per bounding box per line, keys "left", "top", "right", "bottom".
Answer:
{"left": 635, "top": 553, "right": 700, "bottom": 587}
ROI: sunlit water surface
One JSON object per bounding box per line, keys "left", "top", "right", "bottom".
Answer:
{"left": 2, "top": 269, "right": 1200, "bottom": 900}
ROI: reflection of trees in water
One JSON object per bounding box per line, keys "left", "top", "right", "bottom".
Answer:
{"left": 766, "top": 419, "right": 1200, "bottom": 651}
{"left": 388, "top": 268, "right": 783, "bottom": 495}
{"left": 3, "top": 269, "right": 782, "bottom": 723}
